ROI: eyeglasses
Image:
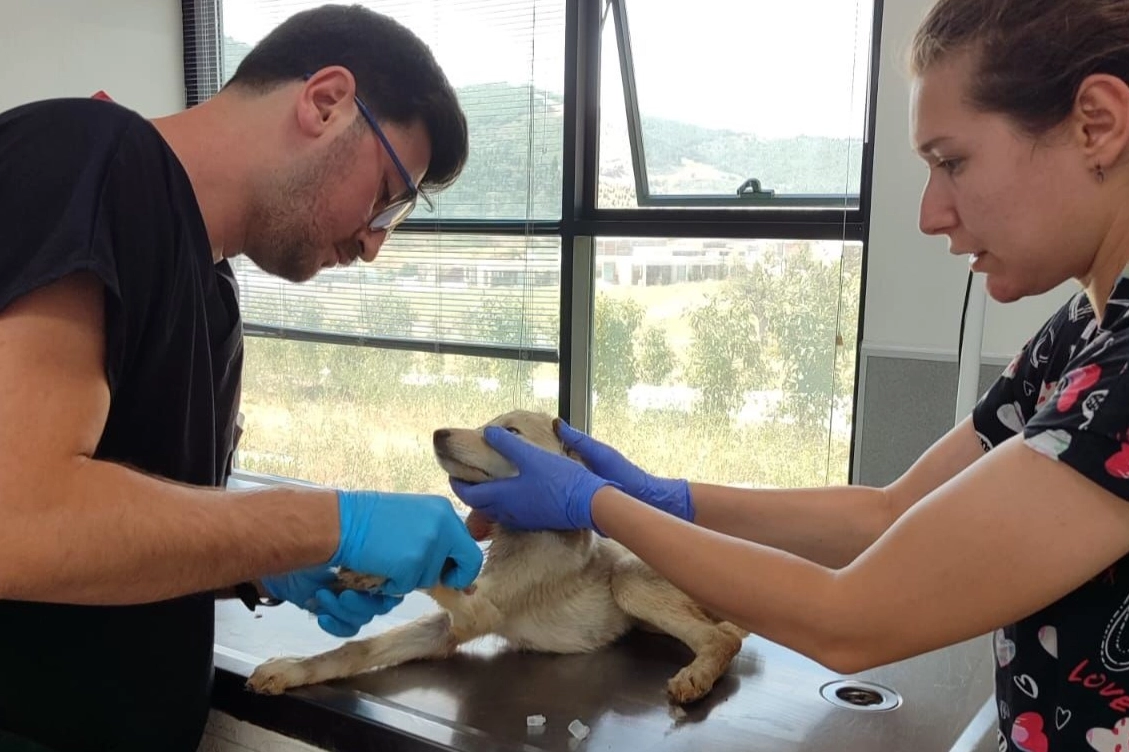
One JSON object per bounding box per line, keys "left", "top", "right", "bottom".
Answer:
{"left": 353, "top": 94, "right": 433, "bottom": 232}
{"left": 302, "top": 73, "right": 431, "bottom": 233}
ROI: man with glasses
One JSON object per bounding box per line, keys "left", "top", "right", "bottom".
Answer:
{"left": 0, "top": 5, "right": 479, "bottom": 752}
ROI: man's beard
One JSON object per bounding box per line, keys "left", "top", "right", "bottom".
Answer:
{"left": 243, "top": 128, "right": 361, "bottom": 283}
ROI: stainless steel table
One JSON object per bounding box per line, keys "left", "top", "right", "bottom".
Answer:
{"left": 214, "top": 591, "right": 998, "bottom": 752}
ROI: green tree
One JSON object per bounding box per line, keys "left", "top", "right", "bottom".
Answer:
{"left": 466, "top": 295, "right": 534, "bottom": 399}
{"left": 834, "top": 244, "right": 864, "bottom": 416}
{"left": 593, "top": 294, "right": 644, "bottom": 409}
{"left": 743, "top": 247, "right": 849, "bottom": 428}
{"left": 685, "top": 293, "right": 767, "bottom": 418}
{"left": 693, "top": 243, "right": 863, "bottom": 430}
{"left": 638, "top": 326, "right": 675, "bottom": 385}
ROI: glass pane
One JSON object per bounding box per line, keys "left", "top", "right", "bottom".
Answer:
{"left": 231, "top": 233, "right": 560, "bottom": 351}
{"left": 237, "top": 338, "right": 558, "bottom": 503}
{"left": 598, "top": 0, "right": 874, "bottom": 207}
{"left": 220, "top": 0, "right": 564, "bottom": 220}
{"left": 590, "top": 237, "right": 862, "bottom": 487}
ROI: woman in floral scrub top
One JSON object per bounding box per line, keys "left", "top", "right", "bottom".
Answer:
{"left": 974, "top": 285, "right": 1129, "bottom": 750}
{"left": 912, "top": 2, "right": 1129, "bottom": 745}
{"left": 449, "top": 1, "right": 1129, "bottom": 750}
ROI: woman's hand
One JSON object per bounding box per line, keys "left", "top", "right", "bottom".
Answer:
{"left": 556, "top": 421, "right": 694, "bottom": 522}
{"left": 448, "top": 426, "right": 615, "bottom": 532}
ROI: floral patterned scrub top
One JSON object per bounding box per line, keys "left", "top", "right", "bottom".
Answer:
{"left": 973, "top": 276, "right": 1129, "bottom": 752}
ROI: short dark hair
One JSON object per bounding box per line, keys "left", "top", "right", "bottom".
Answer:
{"left": 227, "top": 4, "right": 467, "bottom": 191}
{"left": 911, "top": 0, "right": 1129, "bottom": 139}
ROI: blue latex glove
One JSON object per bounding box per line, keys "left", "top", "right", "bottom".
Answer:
{"left": 261, "top": 566, "right": 402, "bottom": 638}
{"left": 449, "top": 426, "right": 615, "bottom": 532}
{"left": 557, "top": 420, "right": 694, "bottom": 522}
{"left": 330, "top": 490, "right": 483, "bottom": 597}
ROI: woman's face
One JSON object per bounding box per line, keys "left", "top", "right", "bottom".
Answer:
{"left": 911, "top": 53, "right": 1106, "bottom": 303}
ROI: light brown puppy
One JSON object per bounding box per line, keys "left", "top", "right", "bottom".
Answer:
{"left": 246, "top": 410, "right": 747, "bottom": 704}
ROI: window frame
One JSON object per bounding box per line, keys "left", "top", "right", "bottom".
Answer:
{"left": 603, "top": 0, "right": 867, "bottom": 212}
{"left": 181, "top": 0, "right": 883, "bottom": 462}
{"left": 186, "top": 1, "right": 884, "bottom": 747}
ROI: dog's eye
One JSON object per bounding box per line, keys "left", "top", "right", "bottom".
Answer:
{"left": 505, "top": 427, "right": 522, "bottom": 435}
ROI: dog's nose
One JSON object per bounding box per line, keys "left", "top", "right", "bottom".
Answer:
{"left": 433, "top": 429, "right": 450, "bottom": 447}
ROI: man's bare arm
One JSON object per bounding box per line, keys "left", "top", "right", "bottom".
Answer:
{"left": 689, "top": 417, "right": 986, "bottom": 568}
{"left": 0, "top": 272, "right": 340, "bottom": 605}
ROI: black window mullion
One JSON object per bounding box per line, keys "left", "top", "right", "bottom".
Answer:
{"left": 608, "top": 0, "right": 651, "bottom": 206}
{"left": 560, "top": 0, "right": 601, "bottom": 422}
{"left": 393, "top": 220, "right": 561, "bottom": 236}
{"left": 244, "top": 323, "right": 558, "bottom": 364}
{"left": 581, "top": 210, "right": 864, "bottom": 242}
{"left": 846, "top": 0, "right": 886, "bottom": 482}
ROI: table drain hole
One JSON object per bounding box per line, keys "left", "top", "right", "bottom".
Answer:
{"left": 819, "top": 680, "right": 902, "bottom": 712}
{"left": 838, "top": 687, "right": 883, "bottom": 706}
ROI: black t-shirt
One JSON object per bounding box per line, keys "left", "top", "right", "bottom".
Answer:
{"left": 974, "top": 277, "right": 1129, "bottom": 752}
{"left": 0, "top": 98, "right": 243, "bottom": 751}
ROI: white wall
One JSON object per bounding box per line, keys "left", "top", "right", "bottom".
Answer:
{"left": 0, "top": 0, "right": 183, "bottom": 117}
{"left": 864, "top": 0, "right": 1076, "bottom": 361}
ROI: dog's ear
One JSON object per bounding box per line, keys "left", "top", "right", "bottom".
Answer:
{"left": 552, "top": 416, "right": 587, "bottom": 466}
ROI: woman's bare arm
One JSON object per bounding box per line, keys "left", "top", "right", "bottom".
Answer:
{"left": 592, "top": 433, "right": 1129, "bottom": 674}
{"left": 689, "top": 417, "right": 986, "bottom": 567}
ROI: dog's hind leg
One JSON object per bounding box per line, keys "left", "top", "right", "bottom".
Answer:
{"left": 246, "top": 592, "right": 504, "bottom": 695}
{"left": 610, "top": 559, "right": 747, "bottom": 705}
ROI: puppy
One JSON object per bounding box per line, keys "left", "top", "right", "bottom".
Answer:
{"left": 246, "top": 410, "right": 748, "bottom": 705}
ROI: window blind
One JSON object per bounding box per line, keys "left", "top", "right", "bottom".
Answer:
{"left": 207, "top": 0, "right": 565, "bottom": 356}
{"left": 219, "top": 0, "right": 565, "bottom": 222}
{"left": 231, "top": 234, "right": 560, "bottom": 352}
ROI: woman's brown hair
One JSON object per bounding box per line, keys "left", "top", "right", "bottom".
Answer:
{"left": 911, "top": 0, "right": 1129, "bottom": 137}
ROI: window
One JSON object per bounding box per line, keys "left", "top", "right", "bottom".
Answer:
{"left": 231, "top": 235, "right": 559, "bottom": 351}
{"left": 237, "top": 339, "right": 558, "bottom": 493}
{"left": 584, "top": 0, "right": 875, "bottom": 485}
{"left": 183, "top": 0, "right": 878, "bottom": 494}
{"left": 204, "top": 0, "right": 566, "bottom": 495}
{"left": 598, "top": 0, "right": 874, "bottom": 211}
{"left": 220, "top": 0, "right": 565, "bottom": 221}
{"left": 590, "top": 238, "right": 861, "bottom": 488}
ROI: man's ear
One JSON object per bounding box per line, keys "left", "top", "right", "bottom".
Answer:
{"left": 296, "top": 66, "right": 356, "bottom": 137}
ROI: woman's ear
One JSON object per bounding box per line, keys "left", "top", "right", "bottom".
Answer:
{"left": 1074, "top": 73, "right": 1129, "bottom": 170}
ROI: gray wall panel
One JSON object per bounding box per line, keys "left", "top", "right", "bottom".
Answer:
{"left": 855, "top": 356, "right": 1005, "bottom": 487}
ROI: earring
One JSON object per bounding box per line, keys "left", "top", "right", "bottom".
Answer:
{"left": 1096, "top": 164, "right": 1107, "bottom": 183}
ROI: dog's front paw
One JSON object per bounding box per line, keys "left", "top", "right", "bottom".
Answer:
{"left": 334, "top": 568, "right": 386, "bottom": 592}
{"left": 246, "top": 657, "right": 313, "bottom": 695}
{"left": 667, "top": 667, "right": 714, "bottom": 705}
